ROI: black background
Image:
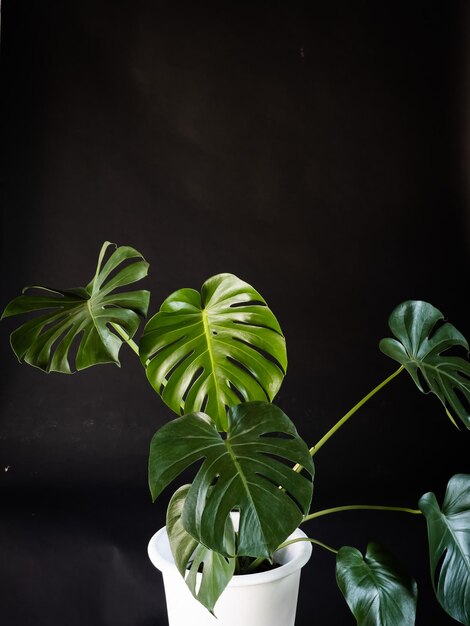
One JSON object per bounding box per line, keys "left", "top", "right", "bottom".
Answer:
{"left": 1, "top": 1, "right": 469, "bottom": 624}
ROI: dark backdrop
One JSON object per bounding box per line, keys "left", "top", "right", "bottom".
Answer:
{"left": 1, "top": 1, "right": 469, "bottom": 624}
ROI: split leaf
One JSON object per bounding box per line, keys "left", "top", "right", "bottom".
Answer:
{"left": 140, "top": 273, "right": 286, "bottom": 430}
{"left": 380, "top": 300, "right": 470, "bottom": 429}
{"left": 149, "top": 401, "right": 313, "bottom": 557}
{"left": 167, "top": 484, "right": 235, "bottom": 613}
{"left": 2, "top": 242, "right": 150, "bottom": 372}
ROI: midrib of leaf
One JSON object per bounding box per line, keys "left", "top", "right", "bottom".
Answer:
{"left": 202, "top": 308, "right": 225, "bottom": 430}
{"left": 224, "top": 437, "right": 263, "bottom": 536}
{"left": 90, "top": 242, "right": 109, "bottom": 295}
{"left": 86, "top": 294, "right": 107, "bottom": 343}
{"left": 378, "top": 577, "right": 407, "bottom": 621}
{"left": 364, "top": 565, "right": 399, "bottom": 625}
{"left": 439, "top": 510, "right": 470, "bottom": 577}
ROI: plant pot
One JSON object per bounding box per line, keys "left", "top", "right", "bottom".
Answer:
{"left": 148, "top": 520, "right": 312, "bottom": 626}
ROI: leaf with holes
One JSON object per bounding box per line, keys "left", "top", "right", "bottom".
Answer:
{"left": 419, "top": 474, "right": 470, "bottom": 625}
{"left": 379, "top": 300, "right": 470, "bottom": 429}
{"left": 139, "top": 273, "right": 287, "bottom": 431}
{"left": 167, "top": 484, "right": 236, "bottom": 613}
{"left": 148, "top": 401, "right": 313, "bottom": 557}
{"left": 336, "top": 542, "right": 417, "bottom": 626}
{"left": 1, "top": 242, "right": 150, "bottom": 373}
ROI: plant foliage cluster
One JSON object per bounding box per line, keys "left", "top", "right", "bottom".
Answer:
{"left": 3, "top": 242, "right": 470, "bottom": 625}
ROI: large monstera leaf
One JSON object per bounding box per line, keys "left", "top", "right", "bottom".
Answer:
{"left": 140, "top": 273, "right": 286, "bottom": 431}
{"left": 380, "top": 300, "right": 470, "bottom": 429}
{"left": 419, "top": 474, "right": 470, "bottom": 625}
{"left": 336, "top": 542, "right": 417, "bottom": 626}
{"left": 166, "top": 485, "right": 236, "bottom": 613}
{"left": 2, "top": 242, "right": 150, "bottom": 372}
{"left": 148, "top": 401, "right": 313, "bottom": 558}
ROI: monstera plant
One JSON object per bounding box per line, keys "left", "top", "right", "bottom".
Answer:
{"left": 2, "top": 241, "right": 470, "bottom": 625}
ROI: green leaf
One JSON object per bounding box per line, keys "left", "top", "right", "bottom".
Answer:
{"left": 2, "top": 242, "right": 150, "bottom": 373}
{"left": 140, "top": 273, "right": 287, "bottom": 430}
{"left": 148, "top": 401, "right": 313, "bottom": 558}
{"left": 379, "top": 300, "right": 470, "bottom": 429}
{"left": 419, "top": 474, "right": 470, "bottom": 625}
{"left": 167, "top": 485, "right": 235, "bottom": 613}
{"left": 336, "top": 542, "right": 417, "bottom": 626}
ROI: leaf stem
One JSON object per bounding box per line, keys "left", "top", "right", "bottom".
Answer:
{"left": 245, "top": 536, "right": 338, "bottom": 573}
{"left": 277, "top": 537, "right": 338, "bottom": 556}
{"left": 110, "top": 322, "right": 140, "bottom": 358}
{"left": 303, "top": 504, "right": 422, "bottom": 523}
{"left": 294, "top": 365, "right": 404, "bottom": 472}
{"left": 245, "top": 556, "right": 267, "bottom": 573}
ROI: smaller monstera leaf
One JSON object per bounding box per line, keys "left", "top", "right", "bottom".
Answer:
{"left": 139, "top": 273, "right": 287, "bottom": 431}
{"left": 148, "top": 401, "right": 313, "bottom": 558}
{"left": 419, "top": 474, "right": 470, "bottom": 625}
{"left": 379, "top": 300, "right": 470, "bottom": 429}
{"left": 336, "top": 542, "right": 417, "bottom": 626}
{"left": 2, "top": 242, "right": 150, "bottom": 373}
{"left": 167, "top": 484, "right": 235, "bottom": 613}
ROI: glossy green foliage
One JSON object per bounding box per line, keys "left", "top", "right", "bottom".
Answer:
{"left": 419, "top": 474, "right": 470, "bottom": 625}
{"left": 140, "top": 273, "right": 287, "bottom": 431}
{"left": 380, "top": 300, "right": 470, "bottom": 429}
{"left": 148, "top": 401, "right": 313, "bottom": 557}
{"left": 336, "top": 542, "right": 417, "bottom": 626}
{"left": 2, "top": 242, "right": 150, "bottom": 373}
{"left": 166, "top": 485, "right": 235, "bottom": 613}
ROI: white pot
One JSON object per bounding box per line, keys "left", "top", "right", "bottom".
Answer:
{"left": 148, "top": 520, "right": 312, "bottom": 626}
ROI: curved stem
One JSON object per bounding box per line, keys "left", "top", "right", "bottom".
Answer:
{"left": 110, "top": 322, "right": 140, "bottom": 358}
{"left": 303, "top": 504, "right": 422, "bottom": 523}
{"left": 294, "top": 365, "right": 404, "bottom": 472}
{"left": 245, "top": 536, "right": 338, "bottom": 573}
{"left": 277, "top": 536, "right": 338, "bottom": 556}
{"left": 245, "top": 556, "right": 267, "bottom": 573}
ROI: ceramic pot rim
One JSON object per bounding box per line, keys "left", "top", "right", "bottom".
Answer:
{"left": 148, "top": 524, "right": 312, "bottom": 588}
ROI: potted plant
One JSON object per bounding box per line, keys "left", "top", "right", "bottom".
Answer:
{"left": 2, "top": 241, "right": 469, "bottom": 625}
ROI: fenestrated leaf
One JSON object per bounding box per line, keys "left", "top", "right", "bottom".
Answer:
{"left": 140, "top": 273, "right": 287, "bottom": 430}
{"left": 2, "top": 242, "right": 150, "bottom": 373}
{"left": 379, "top": 300, "right": 470, "bottom": 429}
{"left": 148, "top": 401, "right": 313, "bottom": 558}
{"left": 419, "top": 474, "right": 470, "bottom": 625}
{"left": 166, "top": 484, "right": 235, "bottom": 613}
{"left": 336, "top": 542, "right": 417, "bottom": 626}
